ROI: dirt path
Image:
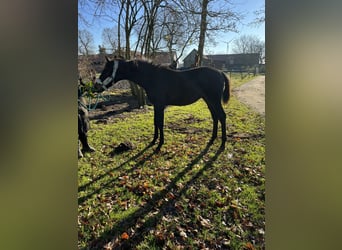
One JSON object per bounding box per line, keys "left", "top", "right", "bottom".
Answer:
{"left": 233, "top": 75, "right": 265, "bottom": 116}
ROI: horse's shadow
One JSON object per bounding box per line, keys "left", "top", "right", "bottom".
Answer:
{"left": 80, "top": 141, "right": 225, "bottom": 249}
{"left": 78, "top": 143, "right": 155, "bottom": 204}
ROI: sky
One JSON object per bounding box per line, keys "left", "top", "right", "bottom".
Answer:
{"left": 78, "top": 0, "right": 265, "bottom": 62}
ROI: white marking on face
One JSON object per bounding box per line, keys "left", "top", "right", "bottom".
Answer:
{"left": 111, "top": 60, "right": 119, "bottom": 80}
{"left": 95, "top": 60, "right": 120, "bottom": 91}
{"left": 103, "top": 77, "right": 112, "bottom": 86}
{"left": 102, "top": 61, "right": 119, "bottom": 88}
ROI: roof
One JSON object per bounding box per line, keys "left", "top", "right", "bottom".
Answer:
{"left": 183, "top": 49, "right": 197, "bottom": 62}
{"left": 206, "top": 53, "right": 259, "bottom": 61}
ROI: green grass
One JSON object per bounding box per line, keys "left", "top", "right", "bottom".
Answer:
{"left": 78, "top": 74, "right": 264, "bottom": 249}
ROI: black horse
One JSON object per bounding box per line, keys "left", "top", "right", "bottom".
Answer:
{"left": 94, "top": 57, "right": 230, "bottom": 151}
{"left": 78, "top": 78, "right": 95, "bottom": 158}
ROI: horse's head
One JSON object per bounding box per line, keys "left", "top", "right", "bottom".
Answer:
{"left": 93, "top": 56, "right": 138, "bottom": 93}
{"left": 93, "top": 56, "right": 118, "bottom": 92}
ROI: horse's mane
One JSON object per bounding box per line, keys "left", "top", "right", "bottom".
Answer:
{"left": 132, "top": 58, "right": 154, "bottom": 65}
{"left": 132, "top": 58, "right": 171, "bottom": 70}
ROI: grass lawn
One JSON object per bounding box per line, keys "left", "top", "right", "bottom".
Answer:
{"left": 78, "top": 73, "right": 265, "bottom": 249}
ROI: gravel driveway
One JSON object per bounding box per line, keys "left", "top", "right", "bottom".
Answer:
{"left": 233, "top": 75, "right": 265, "bottom": 116}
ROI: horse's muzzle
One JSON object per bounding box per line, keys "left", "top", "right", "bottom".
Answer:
{"left": 95, "top": 78, "right": 102, "bottom": 84}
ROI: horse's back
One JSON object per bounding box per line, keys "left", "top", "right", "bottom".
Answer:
{"left": 141, "top": 63, "right": 226, "bottom": 106}
{"left": 179, "top": 66, "right": 225, "bottom": 92}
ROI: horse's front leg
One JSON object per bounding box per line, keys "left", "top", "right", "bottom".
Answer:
{"left": 152, "top": 105, "right": 165, "bottom": 151}
{"left": 151, "top": 107, "right": 159, "bottom": 145}
{"left": 151, "top": 123, "right": 158, "bottom": 145}
{"left": 210, "top": 118, "right": 218, "bottom": 143}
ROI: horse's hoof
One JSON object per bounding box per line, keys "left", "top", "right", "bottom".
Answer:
{"left": 209, "top": 137, "right": 216, "bottom": 144}
{"left": 78, "top": 151, "right": 84, "bottom": 158}
{"left": 83, "top": 146, "right": 96, "bottom": 153}
{"left": 154, "top": 144, "right": 163, "bottom": 153}
{"left": 149, "top": 139, "right": 157, "bottom": 146}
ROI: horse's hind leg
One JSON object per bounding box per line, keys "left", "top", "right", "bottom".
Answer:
{"left": 210, "top": 114, "right": 219, "bottom": 143}
{"left": 208, "top": 100, "right": 227, "bottom": 147}
{"left": 217, "top": 105, "right": 227, "bottom": 147}
{"left": 206, "top": 102, "right": 219, "bottom": 143}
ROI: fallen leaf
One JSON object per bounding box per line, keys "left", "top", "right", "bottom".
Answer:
{"left": 215, "top": 200, "right": 225, "bottom": 207}
{"left": 155, "top": 231, "right": 165, "bottom": 242}
{"left": 121, "top": 232, "right": 129, "bottom": 240}
{"left": 167, "top": 192, "right": 175, "bottom": 200}
{"left": 222, "top": 239, "right": 230, "bottom": 246}
{"left": 245, "top": 242, "right": 255, "bottom": 250}
{"left": 179, "top": 231, "right": 187, "bottom": 238}
{"left": 199, "top": 216, "right": 212, "bottom": 228}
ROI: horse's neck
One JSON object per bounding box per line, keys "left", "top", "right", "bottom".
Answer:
{"left": 128, "top": 61, "right": 155, "bottom": 89}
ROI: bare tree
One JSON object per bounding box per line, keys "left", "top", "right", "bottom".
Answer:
{"left": 123, "top": 0, "right": 143, "bottom": 59}
{"left": 124, "top": 0, "right": 146, "bottom": 107}
{"left": 82, "top": 0, "right": 125, "bottom": 56}
{"left": 188, "top": 0, "right": 242, "bottom": 66}
{"left": 78, "top": 29, "right": 96, "bottom": 81}
{"left": 102, "top": 27, "right": 117, "bottom": 54}
{"left": 78, "top": 0, "right": 92, "bottom": 27}
{"left": 197, "top": 0, "right": 209, "bottom": 66}
{"left": 159, "top": 2, "right": 200, "bottom": 62}
{"left": 78, "top": 29, "right": 95, "bottom": 55}
{"left": 140, "top": 0, "right": 165, "bottom": 57}
{"left": 232, "top": 34, "right": 265, "bottom": 63}
{"left": 250, "top": 5, "right": 265, "bottom": 26}
{"left": 120, "top": 0, "right": 166, "bottom": 107}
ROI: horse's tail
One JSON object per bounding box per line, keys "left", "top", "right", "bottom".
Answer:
{"left": 222, "top": 72, "right": 230, "bottom": 104}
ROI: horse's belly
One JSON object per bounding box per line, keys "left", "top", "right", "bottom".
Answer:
{"left": 167, "top": 94, "right": 201, "bottom": 106}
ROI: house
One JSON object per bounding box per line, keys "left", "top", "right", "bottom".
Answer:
{"left": 183, "top": 49, "right": 260, "bottom": 72}
{"left": 204, "top": 53, "right": 260, "bottom": 71}
{"left": 183, "top": 49, "right": 198, "bottom": 68}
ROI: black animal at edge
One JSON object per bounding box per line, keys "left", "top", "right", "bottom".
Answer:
{"left": 78, "top": 78, "right": 95, "bottom": 158}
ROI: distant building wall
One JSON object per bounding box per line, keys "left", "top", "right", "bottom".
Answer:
{"left": 183, "top": 49, "right": 198, "bottom": 68}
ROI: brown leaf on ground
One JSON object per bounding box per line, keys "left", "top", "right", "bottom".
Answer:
{"left": 121, "top": 232, "right": 129, "bottom": 240}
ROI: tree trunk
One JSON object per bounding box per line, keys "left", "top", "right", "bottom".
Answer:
{"left": 117, "top": 0, "right": 125, "bottom": 56}
{"left": 197, "top": 0, "right": 209, "bottom": 66}
{"left": 123, "top": 0, "right": 145, "bottom": 107}
{"left": 125, "top": 0, "right": 131, "bottom": 59}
